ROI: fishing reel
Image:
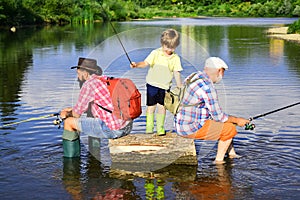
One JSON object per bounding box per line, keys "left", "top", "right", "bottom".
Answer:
{"left": 245, "top": 123, "right": 255, "bottom": 130}
{"left": 53, "top": 114, "right": 63, "bottom": 129}
{"left": 245, "top": 117, "right": 256, "bottom": 130}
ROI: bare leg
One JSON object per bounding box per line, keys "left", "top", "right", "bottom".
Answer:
{"left": 156, "top": 104, "right": 166, "bottom": 115}
{"left": 214, "top": 138, "right": 233, "bottom": 164}
{"left": 146, "top": 105, "right": 156, "bottom": 114}
{"left": 64, "top": 117, "right": 78, "bottom": 131}
{"left": 227, "top": 141, "right": 241, "bottom": 158}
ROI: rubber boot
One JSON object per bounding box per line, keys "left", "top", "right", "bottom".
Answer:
{"left": 156, "top": 113, "right": 166, "bottom": 136}
{"left": 62, "top": 130, "right": 80, "bottom": 158}
{"left": 146, "top": 113, "right": 154, "bottom": 134}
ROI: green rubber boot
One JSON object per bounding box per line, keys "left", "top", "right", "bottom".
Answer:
{"left": 146, "top": 113, "right": 154, "bottom": 134}
{"left": 156, "top": 113, "right": 166, "bottom": 136}
{"left": 62, "top": 130, "right": 80, "bottom": 158}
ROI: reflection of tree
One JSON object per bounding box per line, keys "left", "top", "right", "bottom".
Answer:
{"left": 0, "top": 30, "right": 34, "bottom": 118}
{"left": 173, "top": 164, "right": 234, "bottom": 200}
{"left": 0, "top": 23, "right": 114, "bottom": 120}
{"left": 227, "top": 26, "right": 268, "bottom": 62}
{"left": 283, "top": 42, "right": 300, "bottom": 78}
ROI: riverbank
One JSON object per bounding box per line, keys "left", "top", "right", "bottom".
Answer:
{"left": 266, "top": 27, "right": 300, "bottom": 43}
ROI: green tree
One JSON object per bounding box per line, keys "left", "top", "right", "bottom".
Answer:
{"left": 292, "top": 5, "right": 300, "bottom": 16}
{"left": 288, "top": 18, "right": 300, "bottom": 33}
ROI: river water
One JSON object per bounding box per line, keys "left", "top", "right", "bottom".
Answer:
{"left": 0, "top": 18, "right": 300, "bottom": 199}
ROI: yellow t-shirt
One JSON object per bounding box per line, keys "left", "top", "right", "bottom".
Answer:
{"left": 145, "top": 48, "right": 183, "bottom": 90}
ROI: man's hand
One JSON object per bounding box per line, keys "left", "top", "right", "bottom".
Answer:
{"left": 227, "top": 116, "right": 250, "bottom": 127}
{"left": 60, "top": 108, "right": 72, "bottom": 119}
{"left": 235, "top": 117, "right": 250, "bottom": 127}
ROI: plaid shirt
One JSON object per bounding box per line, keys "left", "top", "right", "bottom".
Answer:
{"left": 73, "top": 74, "right": 126, "bottom": 130}
{"left": 174, "top": 71, "right": 228, "bottom": 136}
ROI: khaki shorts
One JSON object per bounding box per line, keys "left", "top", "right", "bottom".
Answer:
{"left": 184, "top": 120, "right": 237, "bottom": 141}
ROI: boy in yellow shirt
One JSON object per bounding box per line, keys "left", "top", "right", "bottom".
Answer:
{"left": 131, "top": 29, "right": 183, "bottom": 135}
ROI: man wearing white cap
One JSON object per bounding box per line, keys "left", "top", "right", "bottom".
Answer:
{"left": 174, "top": 57, "right": 249, "bottom": 164}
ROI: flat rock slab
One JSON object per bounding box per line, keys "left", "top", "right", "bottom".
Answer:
{"left": 108, "top": 132, "right": 197, "bottom": 172}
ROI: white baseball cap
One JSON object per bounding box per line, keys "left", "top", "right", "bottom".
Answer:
{"left": 205, "top": 57, "right": 229, "bottom": 70}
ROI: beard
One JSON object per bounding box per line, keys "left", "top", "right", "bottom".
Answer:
{"left": 78, "top": 78, "right": 86, "bottom": 88}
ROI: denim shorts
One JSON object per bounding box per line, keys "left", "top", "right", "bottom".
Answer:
{"left": 76, "top": 117, "right": 132, "bottom": 139}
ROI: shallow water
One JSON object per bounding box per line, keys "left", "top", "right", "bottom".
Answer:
{"left": 0, "top": 18, "right": 300, "bottom": 199}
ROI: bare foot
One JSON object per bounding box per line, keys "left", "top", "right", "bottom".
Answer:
{"left": 229, "top": 154, "right": 242, "bottom": 159}
{"left": 213, "top": 160, "right": 226, "bottom": 165}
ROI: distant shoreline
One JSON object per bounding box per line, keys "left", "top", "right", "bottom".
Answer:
{"left": 266, "top": 27, "right": 300, "bottom": 44}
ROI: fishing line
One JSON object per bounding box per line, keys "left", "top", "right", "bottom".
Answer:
{"left": 0, "top": 113, "right": 59, "bottom": 129}
{"left": 245, "top": 101, "right": 300, "bottom": 130}
{"left": 250, "top": 101, "right": 300, "bottom": 120}
{"left": 99, "top": 3, "right": 132, "bottom": 64}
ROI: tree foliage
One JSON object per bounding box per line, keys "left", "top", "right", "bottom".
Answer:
{"left": 288, "top": 18, "right": 300, "bottom": 33}
{"left": 0, "top": 0, "right": 299, "bottom": 26}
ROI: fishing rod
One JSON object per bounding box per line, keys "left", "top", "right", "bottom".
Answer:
{"left": 99, "top": 3, "right": 132, "bottom": 64}
{"left": 0, "top": 113, "right": 60, "bottom": 129}
{"left": 245, "top": 101, "right": 300, "bottom": 130}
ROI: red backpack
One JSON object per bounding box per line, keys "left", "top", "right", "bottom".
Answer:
{"left": 98, "top": 77, "right": 142, "bottom": 120}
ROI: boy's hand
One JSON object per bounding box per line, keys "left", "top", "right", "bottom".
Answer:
{"left": 130, "top": 62, "right": 137, "bottom": 68}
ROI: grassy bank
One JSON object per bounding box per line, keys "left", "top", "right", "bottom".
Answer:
{"left": 267, "top": 22, "right": 300, "bottom": 44}
{"left": 1, "top": 0, "right": 300, "bottom": 27}
{"left": 137, "top": 1, "right": 300, "bottom": 19}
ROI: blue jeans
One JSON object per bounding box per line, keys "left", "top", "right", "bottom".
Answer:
{"left": 76, "top": 117, "right": 132, "bottom": 139}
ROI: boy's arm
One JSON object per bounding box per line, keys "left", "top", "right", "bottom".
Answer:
{"left": 130, "top": 61, "right": 149, "bottom": 68}
{"left": 174, "top": 71, "right": 183, "bottom": 87}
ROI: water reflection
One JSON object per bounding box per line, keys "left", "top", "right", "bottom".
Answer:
{"left": 62, "top": 155, "right": 138, "bottom": 199}
{"left": 62, "top": 139, "right": 240, "bottom": 200}
{"left": 0, "top": 22, "right": 114, "bottom": 122}
{"left": 174, "top": 163, "right": 235, "bottom": 199}
{"left": 0, "top": 29, "right": 34, "bottom": 119}
{"left": 1, "top": 18, "right": 300, "bottom": 199}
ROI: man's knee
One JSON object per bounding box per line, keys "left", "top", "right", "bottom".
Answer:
{"left": 219, "top": 123, "right": 237, "bottom": 141}
{"left": 227, "top": 123, "right": 237, "bottom": 132}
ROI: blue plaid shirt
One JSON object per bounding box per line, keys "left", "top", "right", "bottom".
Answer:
{"left": 174, "top": 71, "right": 228, "bottom": 136}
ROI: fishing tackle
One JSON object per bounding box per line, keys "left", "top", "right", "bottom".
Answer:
{"left": 99, "top": 3, "right": 132, "bottom": 64}
{"left": 53, "top": 114, "right": 64, "bottom": 129}
{"left": 245, "top": 122, "right": 255, "bottom": 130}
{"left": 245, "top": 101, "right": 300, "bottom": 130}
{"left": 0, "top": 113, "right": 60, "bottom": 129}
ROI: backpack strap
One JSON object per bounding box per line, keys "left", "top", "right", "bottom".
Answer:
{"left": 96, "top": 76, "right": 113, "bottom": 113}
{"left": 97, "top": 104, "right": 112, "bottom": 113}
{"left": 180, "top": 72, "right": 202, "bottom": 108}
{"left": 185, "top": 72, "right": 199, "bottom": 85}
